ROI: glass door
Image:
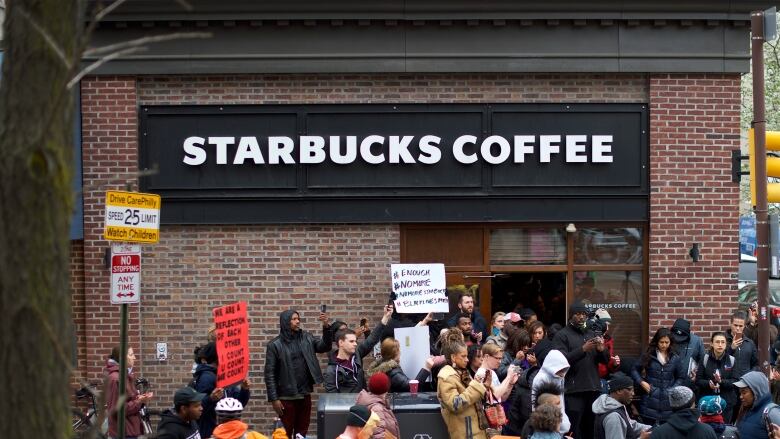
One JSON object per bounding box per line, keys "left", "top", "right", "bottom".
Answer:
{"left": 445, "top": 272, "right": 492, "bottom": 326}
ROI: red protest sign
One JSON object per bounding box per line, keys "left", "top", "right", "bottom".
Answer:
{"left": 212, "top": 301, "right": 249, "bottom": 388}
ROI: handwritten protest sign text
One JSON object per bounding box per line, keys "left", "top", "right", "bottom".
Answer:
{"left": 213, "top": 301, "right": 249, "bottom": 388}
{"left": 391, "top": 263, "right": 449, "bottom": 313}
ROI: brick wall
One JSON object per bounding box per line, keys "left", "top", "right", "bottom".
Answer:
{"left": 80, "top": 76, "right": 142, "bottom": 382}
{"left": 648, "top": 74, "right": 741, "bottom": 337}
{"left": 76, "top": 72, "right": 745, "bottom": 433}
{"left": 70, "top": 239, "right": 86, "bottom": 389}
{"left": 136, "top": 74, "right": 647, "bottom": 105}
{"left": 138, "top": 224, "right": 399, "bottom": 431}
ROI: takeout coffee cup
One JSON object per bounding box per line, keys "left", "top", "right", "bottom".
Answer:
{"left": 409, "top": 380, "right": 419, "bottom": 395}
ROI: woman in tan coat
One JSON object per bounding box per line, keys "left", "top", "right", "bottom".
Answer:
{"left": 437, "top": 330, "right": 488, "bottom": 439}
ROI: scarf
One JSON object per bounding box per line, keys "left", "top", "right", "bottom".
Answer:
{"left": 699, "top": 414, "right": 724, "bottom": 424}
{"left": 700, "top": 414, "right": 726, "bottom": 434}
{"left": 456, "top": 366, "right": 472, "bottom": 387}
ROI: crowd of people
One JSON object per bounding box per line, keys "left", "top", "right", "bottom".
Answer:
{"left": 101, "top": 292, "right": 780, "bottom": 439}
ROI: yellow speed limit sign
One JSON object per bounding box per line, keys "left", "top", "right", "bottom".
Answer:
{"left": 104, "top": 191, "right": 161, "bottom": 243}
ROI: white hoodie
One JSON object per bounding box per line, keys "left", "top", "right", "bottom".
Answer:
{"left": 531, "top": 349, "right": 571, "bottom": 434}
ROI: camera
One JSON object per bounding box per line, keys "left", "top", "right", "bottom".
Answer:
{"left": 588, "top": 318, "right": 607, "bottom": 334}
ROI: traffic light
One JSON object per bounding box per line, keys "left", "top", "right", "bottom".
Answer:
{"left": 749, "top": 128, "right": 780, "bottom": 205}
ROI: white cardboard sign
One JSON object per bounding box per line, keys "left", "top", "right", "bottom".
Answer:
{"left": 110, "top": 244, "right": 141, "bottom": 304}
{"left": 391, "top": 263, "right": 449, "bottom": 313}
{"left": 394, "top": 326, "right": 431, "bottom": 381}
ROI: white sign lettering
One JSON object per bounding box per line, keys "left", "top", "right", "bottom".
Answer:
{"left": 181, "top": 134, "right": 614, "bottom": 166}
{"left": 391, "top": 263, "right": 449, "bottom": 313}
{"left": 110, "top": 244, "right": 141, "bottom": 305}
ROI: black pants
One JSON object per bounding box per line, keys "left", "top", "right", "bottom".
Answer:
{"left": 565, "top": 390, "right": 600, "bottom": 438}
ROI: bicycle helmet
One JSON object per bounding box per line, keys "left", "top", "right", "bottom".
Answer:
{"left": 215, "top": 397, "right": 243, "bottom": 419}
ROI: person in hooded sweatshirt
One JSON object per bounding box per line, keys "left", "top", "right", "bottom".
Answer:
{"left": 592, "top": 374, "right": 652, "bottom": 439}
{"left": 505, "top": 339, "right": 554, "bottom": 435}
{"left": 356, "top": 372, "right": 401, "bottom": 439}
{"left": 552, "top": 302, "right": 610, "bottom": 438}
{"left": 669, "top": 318, "right": 705, "bottom": 390}
{"left": 735, "top": 370, "right": 774, "bottom": 439}
{"left": 156, "top": 387, "right": 206, "bottom": 439}
{"left": 104, "top": 346, "right": 154, "bottom": 439}
{"left": 264, "top": 308, "right": 332, "bottom": 439}
{"left": 532, "top": 349, "right": 572, "bottom": 435}
{"left": 650, "top": 386, "right": 717, "bottom": 439}
{"left": 192, "top": 342, "right": 250, "bottom": 439}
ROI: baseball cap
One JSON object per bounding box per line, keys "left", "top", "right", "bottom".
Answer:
{"left": 505, "top": 312, "right": 522, "bottom": 323}
{"left": 174, "top": 387, "right": 207, "bottom": 406}
{"left": 594, "top": 308, "right": 612, "bottom": 323}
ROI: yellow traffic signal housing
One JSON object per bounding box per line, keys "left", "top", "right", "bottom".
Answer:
{"left": 749, "top": 128, "right": 780, "bottom": 205}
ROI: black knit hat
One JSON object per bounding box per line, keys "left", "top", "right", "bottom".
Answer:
{"left": 347, "top": 405, "right": 371, "bottom": 427}
{"left": 607, "top": 374, "right": 634, "bottom": 393}
{"left": 569, "top": 302, "right": 588, "bottom": 318}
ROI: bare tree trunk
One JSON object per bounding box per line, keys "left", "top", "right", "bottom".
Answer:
{"left": 0, "top": 0, "right": 80, "bottom": 437}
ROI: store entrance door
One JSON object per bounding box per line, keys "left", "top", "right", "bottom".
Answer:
{"left": 491, "top": 272, "right": 567, "bottom": 327}
{"left": 445, "top": 272, "right": 492, "bottom": 326}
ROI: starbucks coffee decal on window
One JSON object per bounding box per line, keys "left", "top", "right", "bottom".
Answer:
{"left": 181, "top": 134, "right": 615, "bottom": 166}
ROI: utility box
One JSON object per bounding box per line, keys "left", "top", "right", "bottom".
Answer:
{"left": 317, "top": 392, "right": 448, "bottom": 439}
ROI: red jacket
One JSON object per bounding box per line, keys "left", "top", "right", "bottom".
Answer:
{"left": 104, "top": 359, "right": 143, "bottom": 438}
{"left": 598, "top": 336, "right": 619, "bottom": 379}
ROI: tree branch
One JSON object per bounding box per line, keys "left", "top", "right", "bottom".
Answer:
{"left": 84, "top": 31, "right": 212, "bottom": 57}
{"left": 173, "top": 0, "right": 194, "bottom": 11}
{"left": 17, "top": 5, "right": 71, "bottom": 69}
{"left": 67, "top": 46, "right": 146, "bottom": 89}
{"left": 93, "top": 0, "right": 130, "bottom": 24}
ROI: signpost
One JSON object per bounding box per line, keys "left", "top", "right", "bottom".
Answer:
{"left": 104, "top": 190, "right": 160, "bottom": 439}
{"left": 104, "top": 190, "right": 161, "bottom": 243}
{"left": 110, "top": 244, "right": 141, "bottom": 304}
{"left": 751, "top": 7, "right": 778, "bottom": 375}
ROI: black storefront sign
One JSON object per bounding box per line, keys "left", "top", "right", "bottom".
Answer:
{"left": 139, "top": 104, "right": 648, "bottom": 224}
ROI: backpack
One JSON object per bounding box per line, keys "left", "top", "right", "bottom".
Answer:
{"left": 763, "top": 402, "right": 780, "bottom": 436}
{"left": 702, "top": 353, "right": 735, "bottom": 372}
{"left": 719, "top": 425, "right": 739, "bottom": 439}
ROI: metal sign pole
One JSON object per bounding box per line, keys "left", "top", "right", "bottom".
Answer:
{"left": 117, "top": 303, "right": 128, "bottom": 439}
{"left": 752, "top": 9, "right": 771, "bottom": 373}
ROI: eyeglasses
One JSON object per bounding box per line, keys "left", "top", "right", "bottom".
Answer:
{"left": 490, "top": 355, "right": 503, "bottom": 360}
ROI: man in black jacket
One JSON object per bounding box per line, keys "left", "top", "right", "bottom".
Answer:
{"left": 725, "top": 311, "right": 759, "bottom": 377}
{"left": 264, "top": 308, "right": 331, "bottom": 438}
{"left": 324, "top": 304, "right": 391, "bottom": 393}
{"left": 553, "top": 302, "right": 609, "bottom": 438}
{"left": 156, "top": 387, "right": 205, "bottom": 439}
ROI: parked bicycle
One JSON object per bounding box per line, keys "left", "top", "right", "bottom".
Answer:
{"left": 71, "top": 384, "right": 106, "bottom": 438}
{"left": 136, "top": 377, "right": 161, "bottom": 437}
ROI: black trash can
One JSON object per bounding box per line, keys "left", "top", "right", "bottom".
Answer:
{"left": 392, "top": 392, "right": 449, "bottom": 439}
{"left": 317, "top": 392, "right": 448, "bottom": 439}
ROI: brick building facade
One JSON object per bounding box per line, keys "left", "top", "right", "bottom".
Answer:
{"left": 70, "top": 1, "right": 753, "bottom": 434}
